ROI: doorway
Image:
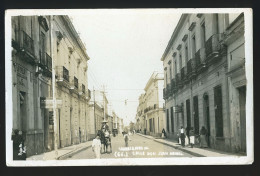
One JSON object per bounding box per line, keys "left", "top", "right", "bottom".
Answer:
{"left": 186, "top": 99, "right": 191, "bottom": 134}
{"left": 193, "top": 96, "right": 199, "bottom": 135}
{"left": 203, "top": 94, "right": 211, "bottom": 147}
{"left": 238, "top": 86, "right": 246, "bottom": 153}
{"left": 19, "top": 91, "right": 26, "bottom": 131}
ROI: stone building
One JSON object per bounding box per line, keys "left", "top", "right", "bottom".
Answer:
{"left": 161, "top": 13, "right": 246, "bottom": 153}
{"left": 12, "top": 15, "right": 53, "bottom": 156}
{"left": 135, "top": 72, "right": 165, "bottom": 137}
{"left": 11, "top": 15, "right": 90, "bottom": 157}
{"left": 223, "top": 14, "right": 246, "bottom": 153}
{"left": 53, "top": 16, "right": 90, "bottom": 147}
{"left": 143, "top": 72, "right": 165, "bottom": 137}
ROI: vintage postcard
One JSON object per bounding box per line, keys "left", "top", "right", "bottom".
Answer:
{"left": 5, "top": 8, "right": 253, "bottom": 166}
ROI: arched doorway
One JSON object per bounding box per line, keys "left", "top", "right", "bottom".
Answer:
{"left": 203, "top": 93, "right": 210, "bottom": 147}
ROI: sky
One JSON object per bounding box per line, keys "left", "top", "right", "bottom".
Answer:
{"left": 70, "top": 10, "right": 181, "bottom": 126}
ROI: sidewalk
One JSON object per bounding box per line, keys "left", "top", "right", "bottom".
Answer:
{"left": 26, "top": 141, "right": 92, "bottom": 160}
{"left": 137, "top": 133, "right": 242, "bottom": 157}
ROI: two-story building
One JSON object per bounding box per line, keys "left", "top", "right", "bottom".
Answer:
{"left": 137, "top": 72, "right": 165, "bottom": 137}
{"left": 11, "top": 15, "right": 91, "bottom": 157}
{"left": 161, "top": 13, "right": 246, "bottom": 153}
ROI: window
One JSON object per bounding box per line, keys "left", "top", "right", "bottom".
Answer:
{"left": 201, "top": 22, "right": 206, "bottom": 48}
{"left": 185, "top": 45, "right": 188, "bottom": 64}
{"left": 192, "top": 35, "right": 196, "bottom": 58}
{"left": 175, "top": 61, "right": 177, "bottom": 75}
{"left": 214, "top": 85, "right": 223, "bottom": 137}
{"left": 40, "top": 32, "right": 46, "bottom": 64}
{"left": 169, "top": 64, "right": 172, "bottom": 80}
{"left": 179, "top": 52, "right": 182, "bottom": 70}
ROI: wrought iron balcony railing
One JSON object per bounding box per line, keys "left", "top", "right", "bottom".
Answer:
{"left": 181, "top": 67, "right": 185, "bottom": 81}
{"left": 21, "top": 30, "right": 34, "bottom": 56}
{"left": 88, "top": 89, "right": 91, "bottom": 100}
{"left": 82, "top": 84, "right": 85, "bottom": 94}
{"left": 163, "top": 88, "right": 166, "bottom": 100}
{"left": 70, "top": 76, "right": 79, "bottom": 90}
{"left": 205, "top": 33, "right": 225, "bottom": 64}
{"left": 46, "top": 53, "right": 52, "bottom": 71}
{"left": 187, "top": 59, "right": 192, "bottom": 76}
{"left": 171, "top": 78, "right": 177, "bottom": 93}
{"left": 56, "top": 66, "right": 69, "bottom": 83}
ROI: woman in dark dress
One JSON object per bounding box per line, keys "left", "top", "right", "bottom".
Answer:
{"left": 199, "top": 126, "right": 208, "bottom": 148}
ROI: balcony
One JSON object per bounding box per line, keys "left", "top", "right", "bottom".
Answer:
{"left": 56, "top": 66, "right": 70, "bottom": 88}
{"left": 171, "top": 78, "right": 177, "bottom": 93}
{"left": 180, "top": 67, "right": 188, "bottom": 85}
{"left": 166, "top": 84, "right": 171, "bottom": 97}
{"left": 42, "top": 53, "right": 52, "bottom": 78}
{"left": 205, "top": 33, "right": 226, "bottom": 65}
{"left": 176, "top": 73, "right": 182, "bottom": 89}
{"left": 79, "top": 84, "right": 86, "bottom": 97}
{"left": 69, "top": 76, "right": 79, "bottom": 94}
{"left": 88, "top": 89, "right": 91, "bottom": 100}
{"left": 163, "top": 88, "right": 166, "bottom": 100}
{"left": 13, "top": 30, "right": 36, "bottom": 64}
{"left": 195, "top": 48, "right": 207, "bottom": 74}
{"left": 187, "top": 58, "right": 197, "bottom": 79}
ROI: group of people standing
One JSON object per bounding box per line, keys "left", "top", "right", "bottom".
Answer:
{"left": 178, "top": 126, "right": 208, "bottom": 148}
{"left": 162, "top": 126, "right": 209, "bottom": 148}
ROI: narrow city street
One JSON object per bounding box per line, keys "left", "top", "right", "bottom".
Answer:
{"left": 66, "top": 134, "right": 193, "bottom": 159}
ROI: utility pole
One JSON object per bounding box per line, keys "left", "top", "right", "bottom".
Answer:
{"left": 93, "top": 87, "right": 96, "bottom": 134}
{"left": 51, "top": 15, "right": 58, "bottom": 159}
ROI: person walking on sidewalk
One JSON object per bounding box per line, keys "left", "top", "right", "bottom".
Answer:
{"left": 199, "top": 126, "right": 208, "bottom": 148}
{"left": 92, "top": 134, "right": 102, "bottom": 159}
{"left": 189, "top": 127, "right": 195, "bottom": 148}
{"left": 180, "top": 126, "right": 185, "bottom": 147}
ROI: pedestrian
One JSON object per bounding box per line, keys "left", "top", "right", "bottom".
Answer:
{"left": 123, "top": 131, "right": 129, "bottom": 147}
{"left": 185, "top": 127, "right": 189, "bottom": 146}
{"left": 189, "top": 127, "right": 195, "bottom": 148}
{"left": 100, "top": 128, "right": 106, "bottom": 153}
{"left": 79, "top": 127, "right": 81, "bottom": 143}
{"left": 12, "top": 129, "right": 20, "bottom": 160}
{"left": 162, "top": 128, "right": 167, "bottom": 138}
{"left": 180, "top": 126, "right": 185, "bottom": 147}
{"left": 12, "top": 130, "right": 27, "bottom": 160}
{"left": 92, "top": 134, "right": 101, "bottom": 159}
{"left": 199, "top": 126, "right": 208, "bottom": 148}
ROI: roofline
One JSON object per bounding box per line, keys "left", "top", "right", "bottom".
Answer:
{"left": 144, "top": 72, "right": 163, "bottom": 91}
{"left": 160, "top": 14, "right": 189, "bottom": 62}
{"left": 61, "top": 15, "right": 90, "bottom": 61}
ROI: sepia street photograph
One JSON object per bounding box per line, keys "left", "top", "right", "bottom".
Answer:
{"left": 5, "top": 9, "right": 253, "bottom": 166}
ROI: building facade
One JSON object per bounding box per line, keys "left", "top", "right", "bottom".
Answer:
{"left": 224, "top": 14, "right": 246, "bottom": 153}
{"left": 135, "top": 72, "right": 165, "bottom": 137}
{"left": 161, "top": 13, "right": 246, "bottom": 153}
{"left": 11, "top": 15, "right": 90, "bottom": 157}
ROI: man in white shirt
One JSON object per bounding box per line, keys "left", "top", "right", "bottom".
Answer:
{"left": 92, "top": 134, "right": 101, "bottom": 159}
{"left": 180, "top": 126, "right": 185, "bottom": 147}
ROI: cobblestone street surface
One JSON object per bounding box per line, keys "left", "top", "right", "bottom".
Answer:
{"left": 66, "top": 134, "right": 193, "bottom": 159}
